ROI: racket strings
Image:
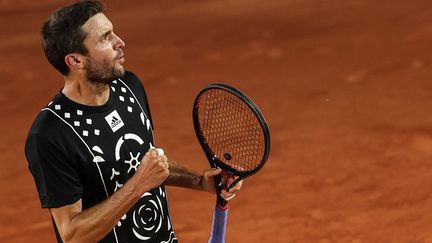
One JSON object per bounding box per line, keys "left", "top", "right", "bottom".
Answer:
{"left": 198, "top": 89, "right": 265, "bottom": 171}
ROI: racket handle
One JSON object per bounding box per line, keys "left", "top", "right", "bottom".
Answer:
{"left": 217, "top": 192, "right": 228, "bottom": 208}
{"left": 214, "top": 173, "right": 228, "bottom": 208}
{"left": 208, "top": 205, "right": 229, "bottom": 243}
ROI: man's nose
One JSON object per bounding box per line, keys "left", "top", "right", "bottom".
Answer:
{"left": 113, "top": 33, "right": 125, "bottom": 49}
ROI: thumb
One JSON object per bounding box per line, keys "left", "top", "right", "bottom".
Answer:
{"left": 206, "top": 168, "right": 222, "bottom": 176}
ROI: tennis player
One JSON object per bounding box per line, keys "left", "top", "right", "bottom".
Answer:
{"left": 25, "top": 1, "right": 242, "bottom": 242}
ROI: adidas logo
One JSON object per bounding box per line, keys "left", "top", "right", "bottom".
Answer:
{"left": 105, "top": 110, "right": 124, "bottom": 132}
{"left": 111, "top": 116, "right": 120, "bottom": 126}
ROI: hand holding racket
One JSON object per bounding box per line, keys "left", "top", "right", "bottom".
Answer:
{"left": 192, "top": 83, "right": 271, "bottom": 243}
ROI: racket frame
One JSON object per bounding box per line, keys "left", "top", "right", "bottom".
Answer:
{"left": 193, "top": 83, "right": 271, "bottom": 205}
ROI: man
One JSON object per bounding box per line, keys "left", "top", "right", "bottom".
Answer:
{"left": 25, "top": 1, "right": 241, "bottom": 242}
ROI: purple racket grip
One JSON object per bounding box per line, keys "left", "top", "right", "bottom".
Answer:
{"left": 208, "top": 205, "right": 229, "bottom": 243}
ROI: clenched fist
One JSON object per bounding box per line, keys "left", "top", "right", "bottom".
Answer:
{"left": 133, "top": 148, "right": 169, "bottom": 193}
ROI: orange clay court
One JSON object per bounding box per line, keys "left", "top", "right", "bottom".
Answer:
{"left": 1, "top": 0, "right": 432, "bottom": 242}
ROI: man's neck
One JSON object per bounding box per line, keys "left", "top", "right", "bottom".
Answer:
{"left": 62, "top": 74, "right": 110, "bottom": 106}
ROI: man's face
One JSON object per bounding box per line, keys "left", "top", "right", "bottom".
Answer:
{"left": 81, "top": 13, "right": 125, "bottom": 84}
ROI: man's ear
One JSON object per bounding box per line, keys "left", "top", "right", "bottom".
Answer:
{"left": 65, "top": 54, "right": 84, "bottom": 70}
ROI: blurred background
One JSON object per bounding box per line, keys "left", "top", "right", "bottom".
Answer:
{"left": 1, "top": 0, "right": 432, "bottom": 242}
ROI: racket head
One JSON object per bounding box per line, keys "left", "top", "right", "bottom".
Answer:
{"left": 193, "top": 83, "right": 271, "bottom": 182}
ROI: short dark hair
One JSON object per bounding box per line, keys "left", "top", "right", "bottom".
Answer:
{"left": 41, "top": 0, "right": 105, "bottom": 75}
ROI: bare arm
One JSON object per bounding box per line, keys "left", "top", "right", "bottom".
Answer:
{"left": 49, "top": 150, "right": 169, "bottom": 243}
{"left": 165, "top": 158, "right": 242, "bottom": 199}
{"left": 164, "top": 159, "right": 204, "bottom": 190}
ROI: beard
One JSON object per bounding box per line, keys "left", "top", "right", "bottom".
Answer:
{"left": 84, "top": 54, "right": 125, "bottom": 85}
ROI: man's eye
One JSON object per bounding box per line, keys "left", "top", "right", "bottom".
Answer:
{"left": 101, "top": 34, "right": 110, "bottom": 42}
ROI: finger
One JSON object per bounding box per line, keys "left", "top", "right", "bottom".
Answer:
{"left": 148, "top": 148, "right": 158, "bottom": 157}
{"left": 210, "top": 168, "right": 222, "bottom": 175}
{"left": 220, "top": 174, "right": 236, "bottom": 189}
{"left": 220, "top": 189, "right": 234, "bottom": 198}
{"left": 159, "top": 154, "right": 168, "bottom": 162}
{"left": 222, "top": 193, "right": 235, "bottom": 201}
{"left": 149, "top": 147, "right": 166, "bottom": 159}
{"left": 204, "top": 168, "right": 221, "bottom": 177}
{"left": 229, "top": 180, "right": 243, "bottom": 193}
{"left": 158, "top": 161, "right": 169, "bottom": 170}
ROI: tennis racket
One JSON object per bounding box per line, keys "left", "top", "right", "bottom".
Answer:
{"left": 192, "top": 83, "right": 271, "bottom": 243}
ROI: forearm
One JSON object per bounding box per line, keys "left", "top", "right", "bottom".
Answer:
{"left": 165, "top": 159, "right": 203, "bottom": 191}
{"left": 51, "top": 148, "right": 169, "bottom": 242}
{"left": 52, "top": 176, "right": 146, "bottom": 242}
{"left": 165, "top": 158, "right": 242, "bottom": 203}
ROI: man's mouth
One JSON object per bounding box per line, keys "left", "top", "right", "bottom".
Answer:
{"left": 115, "top": 50, "right": 124, "bottom": 61}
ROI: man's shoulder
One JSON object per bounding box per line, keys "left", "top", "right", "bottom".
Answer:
{"left": 26, "top": 95, "right": 73, "bottom": 140}
{"left": 27, "top": 106, "right": 65, "bottom": 139}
